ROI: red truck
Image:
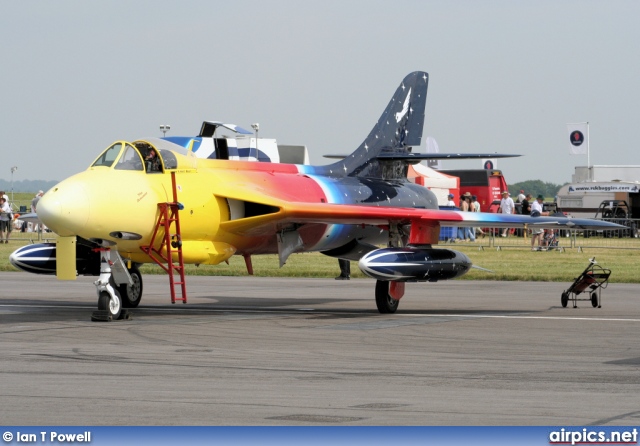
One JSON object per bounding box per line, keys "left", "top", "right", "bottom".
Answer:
{"left": 441, "top": 169, "right": 509, "bottom": 212}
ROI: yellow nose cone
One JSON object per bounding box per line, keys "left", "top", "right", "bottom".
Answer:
{"left": 38, "top": 179, "right": 90, "bottom": 237}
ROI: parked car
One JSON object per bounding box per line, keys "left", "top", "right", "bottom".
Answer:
{"left": 592, "top": 200, "right": 637, "bottom": 238}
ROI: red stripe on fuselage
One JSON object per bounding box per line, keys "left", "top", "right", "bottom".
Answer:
{"left": 212, "top": 161, "right": 330, "bottom": 254}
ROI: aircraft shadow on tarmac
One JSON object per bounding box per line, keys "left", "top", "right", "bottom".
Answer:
{"left": 1, "top": 295, "right": 543, "bottom": 325}
{"left": 194, "top": 294, "right": 355, "bottom": 308}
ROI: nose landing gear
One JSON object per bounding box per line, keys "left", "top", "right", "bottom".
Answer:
{"left": 91, "top": 248, "right": 131, "bottom": 321}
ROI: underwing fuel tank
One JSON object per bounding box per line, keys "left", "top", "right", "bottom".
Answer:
{"left": 9, "top": 243, "right": 101, "bottom": 276}
{"left": 358, "top": 247, "right": 472, "bottom": 282}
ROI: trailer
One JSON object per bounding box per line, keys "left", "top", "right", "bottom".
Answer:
{"left": 557, "top": 179, "right": 640, "bottom": 219}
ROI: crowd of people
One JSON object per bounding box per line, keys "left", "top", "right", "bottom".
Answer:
{"left": 499, "top": 190, "right": 558, "bottom": 250}
{"left": 446, "top": 192, "right": 484, "bottom": 242}
{"left": 444, "top": 189, "right": 558, "bottom": 250}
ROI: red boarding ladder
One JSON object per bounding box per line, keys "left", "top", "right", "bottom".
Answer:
{"left": 140, "top": 172, "right": 187, "bottom": 304}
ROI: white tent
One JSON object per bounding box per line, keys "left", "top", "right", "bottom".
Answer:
{"left": 408, "top": 163, "right": 460, "bottom": 206}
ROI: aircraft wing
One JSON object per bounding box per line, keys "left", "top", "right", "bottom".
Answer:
{"left": 324, "top": 153, "right": 521, "bottom": 161}
{"left": 219, "top": 199, "right": 624, "bottom": 237}
{"left": 16, "top": 212, "right": 40, "bottom": 223}
{"left": 375, "top": 153, "right": 521, "bottom": 161}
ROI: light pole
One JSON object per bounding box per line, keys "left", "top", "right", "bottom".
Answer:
{"left": 160, "top": 124, "right": 171, "bottom": 137}
{"left": 10, "top": 166, "right": 17, "bottom": 207}
{"left": 251, "top": 123, "right": 259, "bottom": 159}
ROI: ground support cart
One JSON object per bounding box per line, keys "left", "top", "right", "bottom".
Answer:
{"left": 561, "top": 258, "right": 611, "bottom": 308}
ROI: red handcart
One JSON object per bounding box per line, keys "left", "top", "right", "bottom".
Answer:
{"left": 561, "top": 258, "right": 611, "bottom": 308}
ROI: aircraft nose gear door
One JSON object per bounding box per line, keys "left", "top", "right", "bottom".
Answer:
{"left": 93, "top": 248, "right": 123, "bottom": 320}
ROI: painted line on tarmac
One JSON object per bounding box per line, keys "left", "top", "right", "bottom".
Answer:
{"left": 398, "top": 313, "right": 640, "bottom": 323}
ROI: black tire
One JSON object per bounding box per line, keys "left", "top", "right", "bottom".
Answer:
{"left": 119, "top": 265, "right": 143, "bottom": 308}
{"left": 561, "top": 292, "right": 569, "bottom": 308}
{"left": 97, "top": 289, "right": 122, "bottom": 320}
{"left": 591, "top": 293, "right": 599, "bottom": 308}
{"left": 375, "top": 280, "right": 399, "bottom": 314}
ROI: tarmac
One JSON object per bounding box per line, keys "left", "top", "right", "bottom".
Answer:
{"left": 1, "top": 271, "right": 640, "bottom": 425}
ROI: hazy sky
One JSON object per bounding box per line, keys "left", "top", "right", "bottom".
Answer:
{"left": 2, "top": 1, "right": 639, "bottom": 185}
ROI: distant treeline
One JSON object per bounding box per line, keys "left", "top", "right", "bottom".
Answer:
{"left": 0, "top": 179, "right": 59, "bottom": 193}
{"left": 508, "top": 180, "right": 568, "bottom": 200}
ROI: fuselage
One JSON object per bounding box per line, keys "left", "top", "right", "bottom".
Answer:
{"left": 37, "top": 139, "right": 438, "bottom": 265}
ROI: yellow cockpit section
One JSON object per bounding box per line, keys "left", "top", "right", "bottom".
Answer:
{"left": 90, "top": 139, "right": 197, "bottom": 174}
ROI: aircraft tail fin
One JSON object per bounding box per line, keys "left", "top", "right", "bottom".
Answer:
{"left": 319, "top": 71, "right": 428, "bottom": 179}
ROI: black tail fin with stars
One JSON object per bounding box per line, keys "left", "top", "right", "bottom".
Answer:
{"left": 319, "top": 71, "right": 429, "bottom": 179}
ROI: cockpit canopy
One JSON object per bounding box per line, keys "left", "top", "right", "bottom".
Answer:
{"left": 90, "top": 139, "right": 193, "bottom": 173}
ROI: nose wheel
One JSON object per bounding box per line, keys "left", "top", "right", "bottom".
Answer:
{"left": 97, "top": 289, "right": 122, "bottom": 320}
{"left": 92, "top": 247, "right": 125, "bottom": 320}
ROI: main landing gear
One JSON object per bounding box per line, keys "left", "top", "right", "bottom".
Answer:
{"left": 375, "top": 280, "right": 401, "bottom": 314}
{"left": 119, "top": 265, "right": 143, "bottom": 308}
{"left": 373, "top": 223, "right": 407, "bottom": 314}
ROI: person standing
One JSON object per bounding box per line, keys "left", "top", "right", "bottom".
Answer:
{"left": 517, "top": 190, "right": 526, "bottom": 204}
{"left": 445, "top": 193, "right": 456, "bottom": 207}
{"left": 31, "top": 191, "right": 43, "bottom": 213}
{"left": 0, "top": 197, "right": 13, "bottom": 243}
{"left": 530, "top": 194, "right": 549, "bottom": 250}
{"left": 31, "top": 190, "right": 44, "bottom": 232}
{"left": 471, "top": 195, "right": 484, "bottom": 238}
{"left": 518, "top": 193, "right": 532, "bottom": 238}
{"left": 336, "top": 259, "right": 350, "bottom": 280}
{"left": 521, "top": 194, "right": 532, "bottom": 216}
{"left": 457, "top": 194, "right": 470, "bottom": 241}
{"left": 462, "top": 192, "right": 475, "bottom": 241}
{"left": 498, "top": 191, "right": 515, "bottom": 237}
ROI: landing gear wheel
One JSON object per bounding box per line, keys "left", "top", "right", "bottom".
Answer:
{"left": 119, "top": 265, "right": 143, "bottom": 308}
{"left": 375, "top": 280, "right": 399, "bottom": 314}
{"left": 591, "top": 292, "right": 599, "bottom": 308}
{"left": 98, "top": 289, "right": 122, "bottom": 320}
{"left": 561, "top": 292, "right": 569, "bottom": 308}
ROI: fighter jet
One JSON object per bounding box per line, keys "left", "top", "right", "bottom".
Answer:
{"left": 10, "top": 71, "right": 623, "bottom": 318}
